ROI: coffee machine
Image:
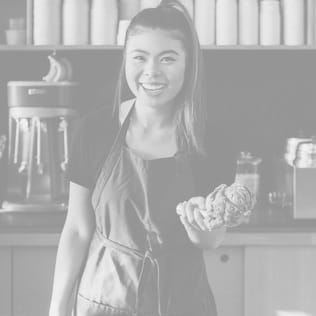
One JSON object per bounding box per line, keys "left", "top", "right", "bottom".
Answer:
{"left": 2, "top": 80, "right": 79, "bottom": 212}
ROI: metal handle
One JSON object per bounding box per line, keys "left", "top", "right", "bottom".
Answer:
{"left": 13, "top": 117, "right": 20, "bottom": 164}
{"left": 18, "top": 118, "right": 30, "bottom": 174}
{"left": 59, "top": 117, "right": 69, "bottom": 172}
{"left": 34, "top": 117, "right": 44, "bottom": 174}
{"left": 0, "top": 134, "right": 7, "bottom": 159}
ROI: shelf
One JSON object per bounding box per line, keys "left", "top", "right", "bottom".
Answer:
{"left": 0, "top": 44, "right": 316, "bottom": 52}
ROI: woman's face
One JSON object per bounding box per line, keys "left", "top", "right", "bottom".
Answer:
{"left": 125, "top": 28, "right": 186, "bottom": 109}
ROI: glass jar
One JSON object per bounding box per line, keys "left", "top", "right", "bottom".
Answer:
{"left": 235, "top": 151, "right": 262, "bottom": 204}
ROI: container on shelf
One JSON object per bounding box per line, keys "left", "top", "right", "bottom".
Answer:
{"left": 33, "top": 0, "right": 61, "bottom": 45}
{"left": 140, "top": 0, "right": 161, "bottom": 10}
{"left": 216, "top": 0, "right": 238, "bottom": 46}
{"left": 6, "top": 30, "right": 26, "bottom": 45}
{"left": 178, "top": 0, "right": 194, "bottom": 19}
{"left": 119, "top": 0, "right": 140, "bottom": 20}
{"left": 239, "top": 0, "right": 259, "bottom": 45}
{"left": 91, "top": 0, "right": 118, "bottom": 45}
{"left": 307, "top": 0, "right": 315, "bottom": 45}
{"left": 117, "top": 20, "right": 131, "bottom": 46}
{"left": 62, "top": 0, "right": 89, "bottom": 45}
{"left": 282, "top": 0, "right": 305, "bottom": 46}
{"left": 194, "top": 0, "right": 215, "bottom": 45}
{"left": 260, "top": 0, "right": 281, "bottom": 46}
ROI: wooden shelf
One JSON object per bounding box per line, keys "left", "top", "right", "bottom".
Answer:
{"left": 0, "top": 44, "right": 315, "bottom": 52}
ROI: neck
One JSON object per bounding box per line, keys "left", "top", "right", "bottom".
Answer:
{"left": 132, "top": 100, "right": 177, "bottom": 130}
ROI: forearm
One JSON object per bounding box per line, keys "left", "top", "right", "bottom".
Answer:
{"left": 49, "top": 228, "right": 92, "bottom": 316}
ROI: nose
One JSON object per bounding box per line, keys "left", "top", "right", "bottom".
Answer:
{"left": 143, "top": 59, "right": 161, "bottom": 78}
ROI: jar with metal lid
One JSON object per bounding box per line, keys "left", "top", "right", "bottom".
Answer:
{"left": 285, "top": 137, "right": 312, "bottom": 166}
{"left": 293, "top": 139, "right": 316, "bottom": 168}
{"left": 235, "top": 151, "right": 262, "bottom": 204}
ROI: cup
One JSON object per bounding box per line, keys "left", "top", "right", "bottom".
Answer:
{"left": 5, "top": 29, "right": 26, "bottom": 45}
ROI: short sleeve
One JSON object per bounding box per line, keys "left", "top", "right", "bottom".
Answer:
{"left": 67, "top": 107, "right": 117, "bottom": 189}
{"left": 67, "top": 116, "right": 92, "bottom": 188}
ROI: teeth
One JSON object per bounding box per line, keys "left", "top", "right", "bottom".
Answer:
{"left": 141, "top": 83, "right": 165, "bottom": 90}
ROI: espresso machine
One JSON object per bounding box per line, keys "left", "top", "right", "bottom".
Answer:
{"left": 2, "top": 78, "right": 79, "bottom": 212}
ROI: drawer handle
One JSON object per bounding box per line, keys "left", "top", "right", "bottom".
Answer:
{"left": 220, "top": 254, "right": 229, "bottom": 263}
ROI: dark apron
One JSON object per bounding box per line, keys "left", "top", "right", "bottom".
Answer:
{"left": 74, "top": 104, "right": 217, "bottom": 316}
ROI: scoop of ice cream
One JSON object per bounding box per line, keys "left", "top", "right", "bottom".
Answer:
{"left": 203, "top": 183, "right": 254, "bottom": 230}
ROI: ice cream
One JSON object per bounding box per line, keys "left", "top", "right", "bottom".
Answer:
{"left": 203, "top": 183, "right": 254, "bottom": 230}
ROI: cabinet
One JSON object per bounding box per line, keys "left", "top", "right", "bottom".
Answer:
{"left": 0, "top": 247, "right": 11, "bottom": 316}
{"left": 244, "top": 246, "right": 316, "bottom": 316}
{"left": 13, "top": 247, "right": 57, "bottom": 316}
{"left": 0, "top": 245, "right": 57, "bottom": 316}
{"left": 204, "top": 247, "right": 244, "bottom": 316}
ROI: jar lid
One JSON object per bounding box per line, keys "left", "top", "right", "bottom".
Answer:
{"left": 284, "top": 137, "right": 312, "bottom": 166}
{"left": 237, "top": 151, "right": 262, "bottom": 165}
{"left": 294, "top": 139, "right": 316, "bottom": 168}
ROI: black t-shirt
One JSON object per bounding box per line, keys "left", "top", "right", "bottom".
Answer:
{"left": 67, "top": 106, "right": 118, "bottom": 190}
{"left": 68, "top": 105, "right": 236, "bottom": 196}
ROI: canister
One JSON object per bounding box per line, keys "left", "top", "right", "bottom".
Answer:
{"left": 216, "top": 0, "right": 238, "bottom": 45}
{"left": 239, "top": 0, "right": 259, "bottom": 45}
{"left": 33, "top": 0, "right": 61, "bottom": 45}
{"left": 282, "top": 0, "right": 305, "bottom": 45}
{"left": 195, "top": 0, "right": 215, "bottom": 45}
{"left": 260, "top": 0, "right": 281, "bottom": 45}
{"left": 90, "top": 0, "right": 118, "bottom": 45}
{"left": 140, "top": 0, "right": 161, "bottom": 10}
{"left": 62, "top": 0, "right": 89, "bottom": 45}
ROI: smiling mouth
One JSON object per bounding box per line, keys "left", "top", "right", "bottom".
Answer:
{"left": 139, "top": 83, "right": 167, "bottom": 92}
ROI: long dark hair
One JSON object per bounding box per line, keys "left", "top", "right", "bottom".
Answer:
{"left": 113, "top": 0, "right": 206, "bottom": 155}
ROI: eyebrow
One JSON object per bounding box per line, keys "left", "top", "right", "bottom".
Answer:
{"left": 129, "top": 49, "right": 180, "bottom": 56}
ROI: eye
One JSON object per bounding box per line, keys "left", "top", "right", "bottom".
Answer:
{"left": 161, "top": 56, "right": 176, "bottom": 63}
{"left": 133, "top": 55, "right": 146, "bottom": 62}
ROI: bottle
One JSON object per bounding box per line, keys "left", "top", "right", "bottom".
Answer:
{"left": 90, "top": 0, "right": 118, "bottom": 45}
{"left": 216, "top": 0, "right": 238, "bottom": 45}
{"left": 33, "top": 0, "right": 61, "bottom": 45}
{"left": 194, "top": 0, "right": 215, "bottom": 45}
{"left": 260, "top": 0, "right": 281, "bottom": 46}
{"left": 282, "top": 0, "right": 305, "bottom": 46}
{"left": 235, "top": 151, "right": 262, "bottom": 204}
{"left": 239, "top": 0, "right": 259, "bottom": 45}
{"left": 63, "top": 0, "right": 89, "bottom": 45}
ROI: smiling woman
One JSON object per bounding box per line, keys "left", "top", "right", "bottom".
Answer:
{"left": 48, "top": 1, "right": 228, "bottom": 316}
{"left": 125, "top": 30, "right": 186, "bottom": 111}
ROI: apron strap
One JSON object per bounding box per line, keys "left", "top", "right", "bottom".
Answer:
{"left": 91, "top": 102, "right": 135, "bottom": 211}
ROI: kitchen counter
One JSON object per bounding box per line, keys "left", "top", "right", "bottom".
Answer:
{"left": 1, "top": 208, "right": 316, "bottom": 246}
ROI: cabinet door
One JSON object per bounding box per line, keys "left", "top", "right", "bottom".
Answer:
{"left": 0, "top": 247, "right": 11, "bottom": 316}
{"left": 245, "top": 246, "right": 316, "bottom": 316}
{"left": 13, "top": 246, "right": 57, "bottom": 316}
{"left": 203, "top": 246, "right": 244, "bottom": 316}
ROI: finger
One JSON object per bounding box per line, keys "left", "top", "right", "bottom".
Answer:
{"left": 176, "top": 201, "right": 185, "bottom": 216}
{"left": 188, "top": 196, "right": 206, "bottom": 211}
{"left": 193, "top": 208, "right": 207, "bottom": 231}
{"left": 184, "top": 201, "right": 200, "bottom": 230}
{"left": 179, "top": 215, "right": 197, "bottom": 232}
